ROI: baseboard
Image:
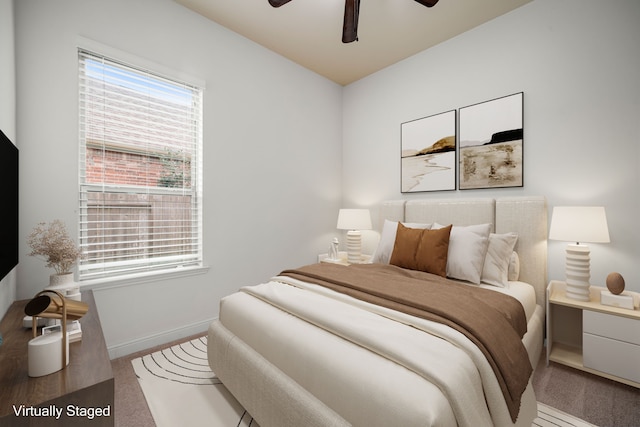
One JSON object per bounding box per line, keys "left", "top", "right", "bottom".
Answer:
{"left": 107, "top": 317, "right": 215, "bottom": 359}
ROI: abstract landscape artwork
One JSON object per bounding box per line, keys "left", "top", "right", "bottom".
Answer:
{"left": 459, "top": 92, "right": 523, "bottom": 189}
{"left": 401, "top": 110, "right": 456, "bottom": 193}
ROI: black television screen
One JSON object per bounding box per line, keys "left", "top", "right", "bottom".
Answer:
{"left": 0, "top": 129, "right": 18, "bottom": 281}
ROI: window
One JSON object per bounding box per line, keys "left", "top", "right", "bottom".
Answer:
{"left": 78, "top": 49, "right": 203, "bottom": 283}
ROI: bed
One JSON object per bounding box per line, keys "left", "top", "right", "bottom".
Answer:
{"left": 208, "top": 196, "right": 548, "bottom": 427}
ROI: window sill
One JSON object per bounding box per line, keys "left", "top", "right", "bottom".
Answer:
{"left": 79, "top": 265, "right": 210, "bottom": 291}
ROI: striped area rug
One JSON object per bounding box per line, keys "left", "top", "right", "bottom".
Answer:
{"left": 533, "top": 403, "right": 596, "bottom": 427}
{"left": 132, "top": 337, "right": 594, "bottom": 427}
{"left": 132, "top": 336, "right": 258, "bottom": 427}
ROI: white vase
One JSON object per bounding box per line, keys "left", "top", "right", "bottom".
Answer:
{"left": 48, "top": 272, "right": 73, "bottom": 287}
{"left": 46, "top": 273, "right": 81, "bottom": 301}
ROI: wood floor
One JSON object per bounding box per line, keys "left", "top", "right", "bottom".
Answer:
{"left": 112, "top": 338, "right": 640, "bottom": 427}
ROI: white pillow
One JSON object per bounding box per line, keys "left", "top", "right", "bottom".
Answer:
{"left": 433, "top": 223, "right": 491, "bottom": 284}
{"left": 508, "top": 251, "right": 520, "bottom": 281}
{"left": 481, "top": 233, "right": 518, "bottom": 287}
{"left": 371, "top": 220, "right": 431, "bottom": 264}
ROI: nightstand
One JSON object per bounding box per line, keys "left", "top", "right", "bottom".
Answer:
{"left": 318, "top": 251, "right": 371, "bottom": 266}
{"left": 546, "top": 280, "right": 640, "bottom": 388}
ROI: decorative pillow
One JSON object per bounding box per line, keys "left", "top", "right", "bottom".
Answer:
{"left": 388, "top": 224, "right": 423, "bottom": 268}
{"left": 508, "top": 251, "right": 520, "bottom": 281}
{"left": 481, "top": 233, "right": 518, "bottom": 287}
{"left": 433, "top": 222, "right": 492, "bottom": 284}
{"left": 371, "top": 220, "right": 431, "bottom": 264}
{"left": 389, "top": 223, "right": 451, "bottom": 277}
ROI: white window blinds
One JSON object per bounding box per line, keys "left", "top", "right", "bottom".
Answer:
{"left": 78, "top": 49, "right": 203, "bottom": 282}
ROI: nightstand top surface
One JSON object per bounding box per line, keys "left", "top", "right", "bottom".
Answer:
{"left": 548, "top": 280, "right": 640, "bottom": 320}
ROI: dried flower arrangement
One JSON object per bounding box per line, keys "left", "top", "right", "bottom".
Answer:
{"left": 27, "top": 220, "right": 82, "bottom": 275}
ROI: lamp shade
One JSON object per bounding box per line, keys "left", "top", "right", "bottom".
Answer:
{"left": 548, "top": 206, "right": 610, "bottom": 244}
{"left": 337, "top": 209, "right": 372, "bottom": 231}
{"left": 25, "top": 293, "right": 89, "bottom": 321}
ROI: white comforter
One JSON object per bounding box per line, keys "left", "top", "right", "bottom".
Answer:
{"left": 219, "top": 275, "right": 537, "bottom": 427}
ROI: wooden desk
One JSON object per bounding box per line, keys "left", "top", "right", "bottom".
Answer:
{"left": 0, "top": 291, "right": 114, "bottom": 426}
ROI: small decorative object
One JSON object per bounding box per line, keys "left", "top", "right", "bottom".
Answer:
{"left": 600, "top": 290, "right": 634, "bottom": 310}
{"left": 601, "top": 271, "right": 634, "bottom": 310}
{"left": 27, "top": 220, "right": 83, "bottom": 299}
{"left": 47, "top": 272, "right": 81, "bottom": 301}
{"left": 328, "top": 237, "right": 339, "bottom": 261}
{"left": 43, "top": 320, "right": 83, "bottom": 343}
{"left": 606, "top": 272, "right": 625, "bottom": 295}
{"left": 24, "top": 290, "right": 89, "bottom": 377}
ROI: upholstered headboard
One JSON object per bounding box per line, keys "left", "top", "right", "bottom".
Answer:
{"left": 380, "top": 196, "right": 548, "bottom": 308}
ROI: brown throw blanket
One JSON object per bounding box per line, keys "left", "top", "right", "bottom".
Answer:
{"left": 281, "top": 263, "right": 532, "bottom": 423}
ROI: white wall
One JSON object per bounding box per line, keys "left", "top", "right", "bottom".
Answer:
{"left": 15, "top": 0, "right": 342, "bottom": 356}
{"left": 343, "top": 0, "right": 640, "bottom": 291}
{"left": 12, "top": 0, "right": 639, "bottom": 355}
{"left": 0, "top": 0, "right": 17, "bottom": 319}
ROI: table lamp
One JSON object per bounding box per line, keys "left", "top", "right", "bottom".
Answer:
{"left": 24, "top": 290, "right": 89, "bottom": 377}
{"left": 548, "top": 206, "right": 610, "bottom": 301}
{"left": 337, "top": 209, "right": 372, "bottom": 264}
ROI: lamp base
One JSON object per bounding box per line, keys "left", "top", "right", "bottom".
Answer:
{"left": 565, "top": 243, "right": 591, "bottom": 301}
{"left": 28, "top": 331, "right": 69, "bottom": 377}
{"left": 346, "top": 230, "right": 363, "bottom": 264}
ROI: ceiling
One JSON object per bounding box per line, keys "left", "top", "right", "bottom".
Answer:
{"left": 174, "top": 0, "right": 532, "bottom": 86}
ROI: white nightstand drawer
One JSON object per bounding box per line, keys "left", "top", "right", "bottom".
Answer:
{"left": 583, "top": 333, "right": 640, "bottom": 383}
{"left": 583, "top": 310, "right": 640, "bottom": 345}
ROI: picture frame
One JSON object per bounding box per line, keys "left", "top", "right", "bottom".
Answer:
{"left": 401, "top": 110, "right": 456, "bottom": 193}
{"left": 458, "top": 92, "right": 523, "bottom": 190}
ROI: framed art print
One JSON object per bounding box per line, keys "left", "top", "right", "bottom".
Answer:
{"left": 459, "top": 92, "right": 523, "bottom": 190}
{"left": 401, "top": 110, "right": 456, "bottom": 193}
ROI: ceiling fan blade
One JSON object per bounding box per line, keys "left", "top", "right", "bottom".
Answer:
{"left": 414, "top": 0, "right": 439, "bottom": 7}
{"left": 268, "top": 0, "right": 292, "bottom": 7}
{"left": 342, "top": 0, "right": 360, "bottom": 43}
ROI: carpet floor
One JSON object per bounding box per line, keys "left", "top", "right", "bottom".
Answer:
{"left": 110, "top": 334, "right": 639, "bottom": 427}
{"left": 532, "top": 353, "right": 640, "bottom": 426}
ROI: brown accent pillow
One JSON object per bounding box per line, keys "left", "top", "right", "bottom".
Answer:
{"left": 389, "top": 223, "right": 423, "bottom": 270}
{"left": 390, "top": 223, "right": 452, "bottom": 277}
